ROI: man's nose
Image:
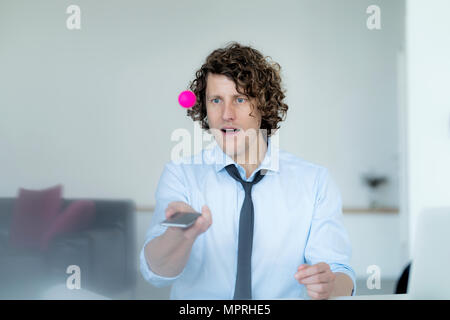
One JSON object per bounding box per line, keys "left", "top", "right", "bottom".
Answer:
{"left": 222, "top": 101, "right": 236, "bottom": 121}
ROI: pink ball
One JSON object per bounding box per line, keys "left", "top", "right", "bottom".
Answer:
{"left": 178, "top": 90, "right": 196, "bottom": 108}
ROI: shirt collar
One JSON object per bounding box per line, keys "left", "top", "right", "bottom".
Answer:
{"left": 213, "top": 137, "right": 280, "bottom": 179}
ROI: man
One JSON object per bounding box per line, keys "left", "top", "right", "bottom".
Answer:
{"left": 141, "top": 42, "right": 355, "bottom": 299}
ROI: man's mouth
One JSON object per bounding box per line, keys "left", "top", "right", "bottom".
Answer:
{"left": 221, "top": 127, "right": 241, "bottom": 136}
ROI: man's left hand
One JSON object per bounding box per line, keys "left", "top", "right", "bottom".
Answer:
{"left": 294, "top": 262, "right": 336, "bottom": 300}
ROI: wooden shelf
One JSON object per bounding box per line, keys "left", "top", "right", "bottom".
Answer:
{"left": 136, "top": 206, "right": 154, "bottom": 212}
{"left": 343, "top": 207, "right": 399, "bottom": 214}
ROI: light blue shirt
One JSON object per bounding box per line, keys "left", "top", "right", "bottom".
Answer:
{"left": 140, "top": 139, "right": 356, "bottom": 299}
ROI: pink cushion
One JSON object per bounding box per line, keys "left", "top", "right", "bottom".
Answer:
{"left": 9, "top": 185, "right": 63, "bottom": 249}
{"left": 40, "top": 200, "right": 96, "bottom": 251}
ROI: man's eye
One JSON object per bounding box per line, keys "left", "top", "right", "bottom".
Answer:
{"left": 237, "top": 97, "right": 246, "bottom": 103}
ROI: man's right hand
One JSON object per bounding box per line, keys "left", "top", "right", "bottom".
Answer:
{"left": 144, "top": 201, "right": 212, "bottom": 277}
{"left": 165, "top": 201, "right": 212, "bottom": 241}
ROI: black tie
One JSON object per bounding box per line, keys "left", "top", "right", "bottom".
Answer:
{"left": 225, "top": 164, "right": 266, "bottom": 300}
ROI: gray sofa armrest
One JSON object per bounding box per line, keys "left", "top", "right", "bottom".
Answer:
{"left": 48, "top": 226, "right": 129, "bottom": 295}
{"left": 45, "top": 231, "right": 91, "bottom": 287}
{"left": 81, "top": 227, "right": 127, "bottom": 293}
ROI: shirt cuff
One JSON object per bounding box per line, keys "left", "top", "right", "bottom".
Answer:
{"left": 140, "top": 237, "right": 185, "bottom": 288}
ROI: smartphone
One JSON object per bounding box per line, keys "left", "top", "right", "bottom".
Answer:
{"left": 160, "top": 212, "right": 201, "bottom": 228}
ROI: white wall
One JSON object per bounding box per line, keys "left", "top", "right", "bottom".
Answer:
{"left": 405, "top": 0, "right": 450, "bottom": 255}
{"left": 0, "top": 0, "right": 403, "bottom": 211}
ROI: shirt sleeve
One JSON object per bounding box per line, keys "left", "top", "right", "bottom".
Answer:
{"left": 304, "top": 168, "right": 357, "bottom": 296}
{"left": 140, "top": 161, "right": 190, "bottom": 288}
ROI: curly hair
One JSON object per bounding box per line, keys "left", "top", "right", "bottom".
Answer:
{"left": 187, "top": 42, "right": 288, "bottom": 137}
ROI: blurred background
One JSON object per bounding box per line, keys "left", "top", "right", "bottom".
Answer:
{"left": 0, "top": 0, "right": 449, "bottom": 299}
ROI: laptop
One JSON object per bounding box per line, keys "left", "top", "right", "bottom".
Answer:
{"left": 407, "top": 207, "right": 450, "bottom": 299}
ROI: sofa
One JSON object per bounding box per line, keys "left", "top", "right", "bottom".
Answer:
{"left": 0, "top": 197, "right": 137, "bottom": 299}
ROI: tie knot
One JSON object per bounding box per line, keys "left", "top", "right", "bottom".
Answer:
{"left": 242, "top": 181, "right": 253, "bottom": 194}
{"left": 225, "top": 165, "right": 265, "bottom": 191}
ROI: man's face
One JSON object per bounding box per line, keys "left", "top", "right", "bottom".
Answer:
{"left": 205, "top": 73, "right": 262, "bottom": 160}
